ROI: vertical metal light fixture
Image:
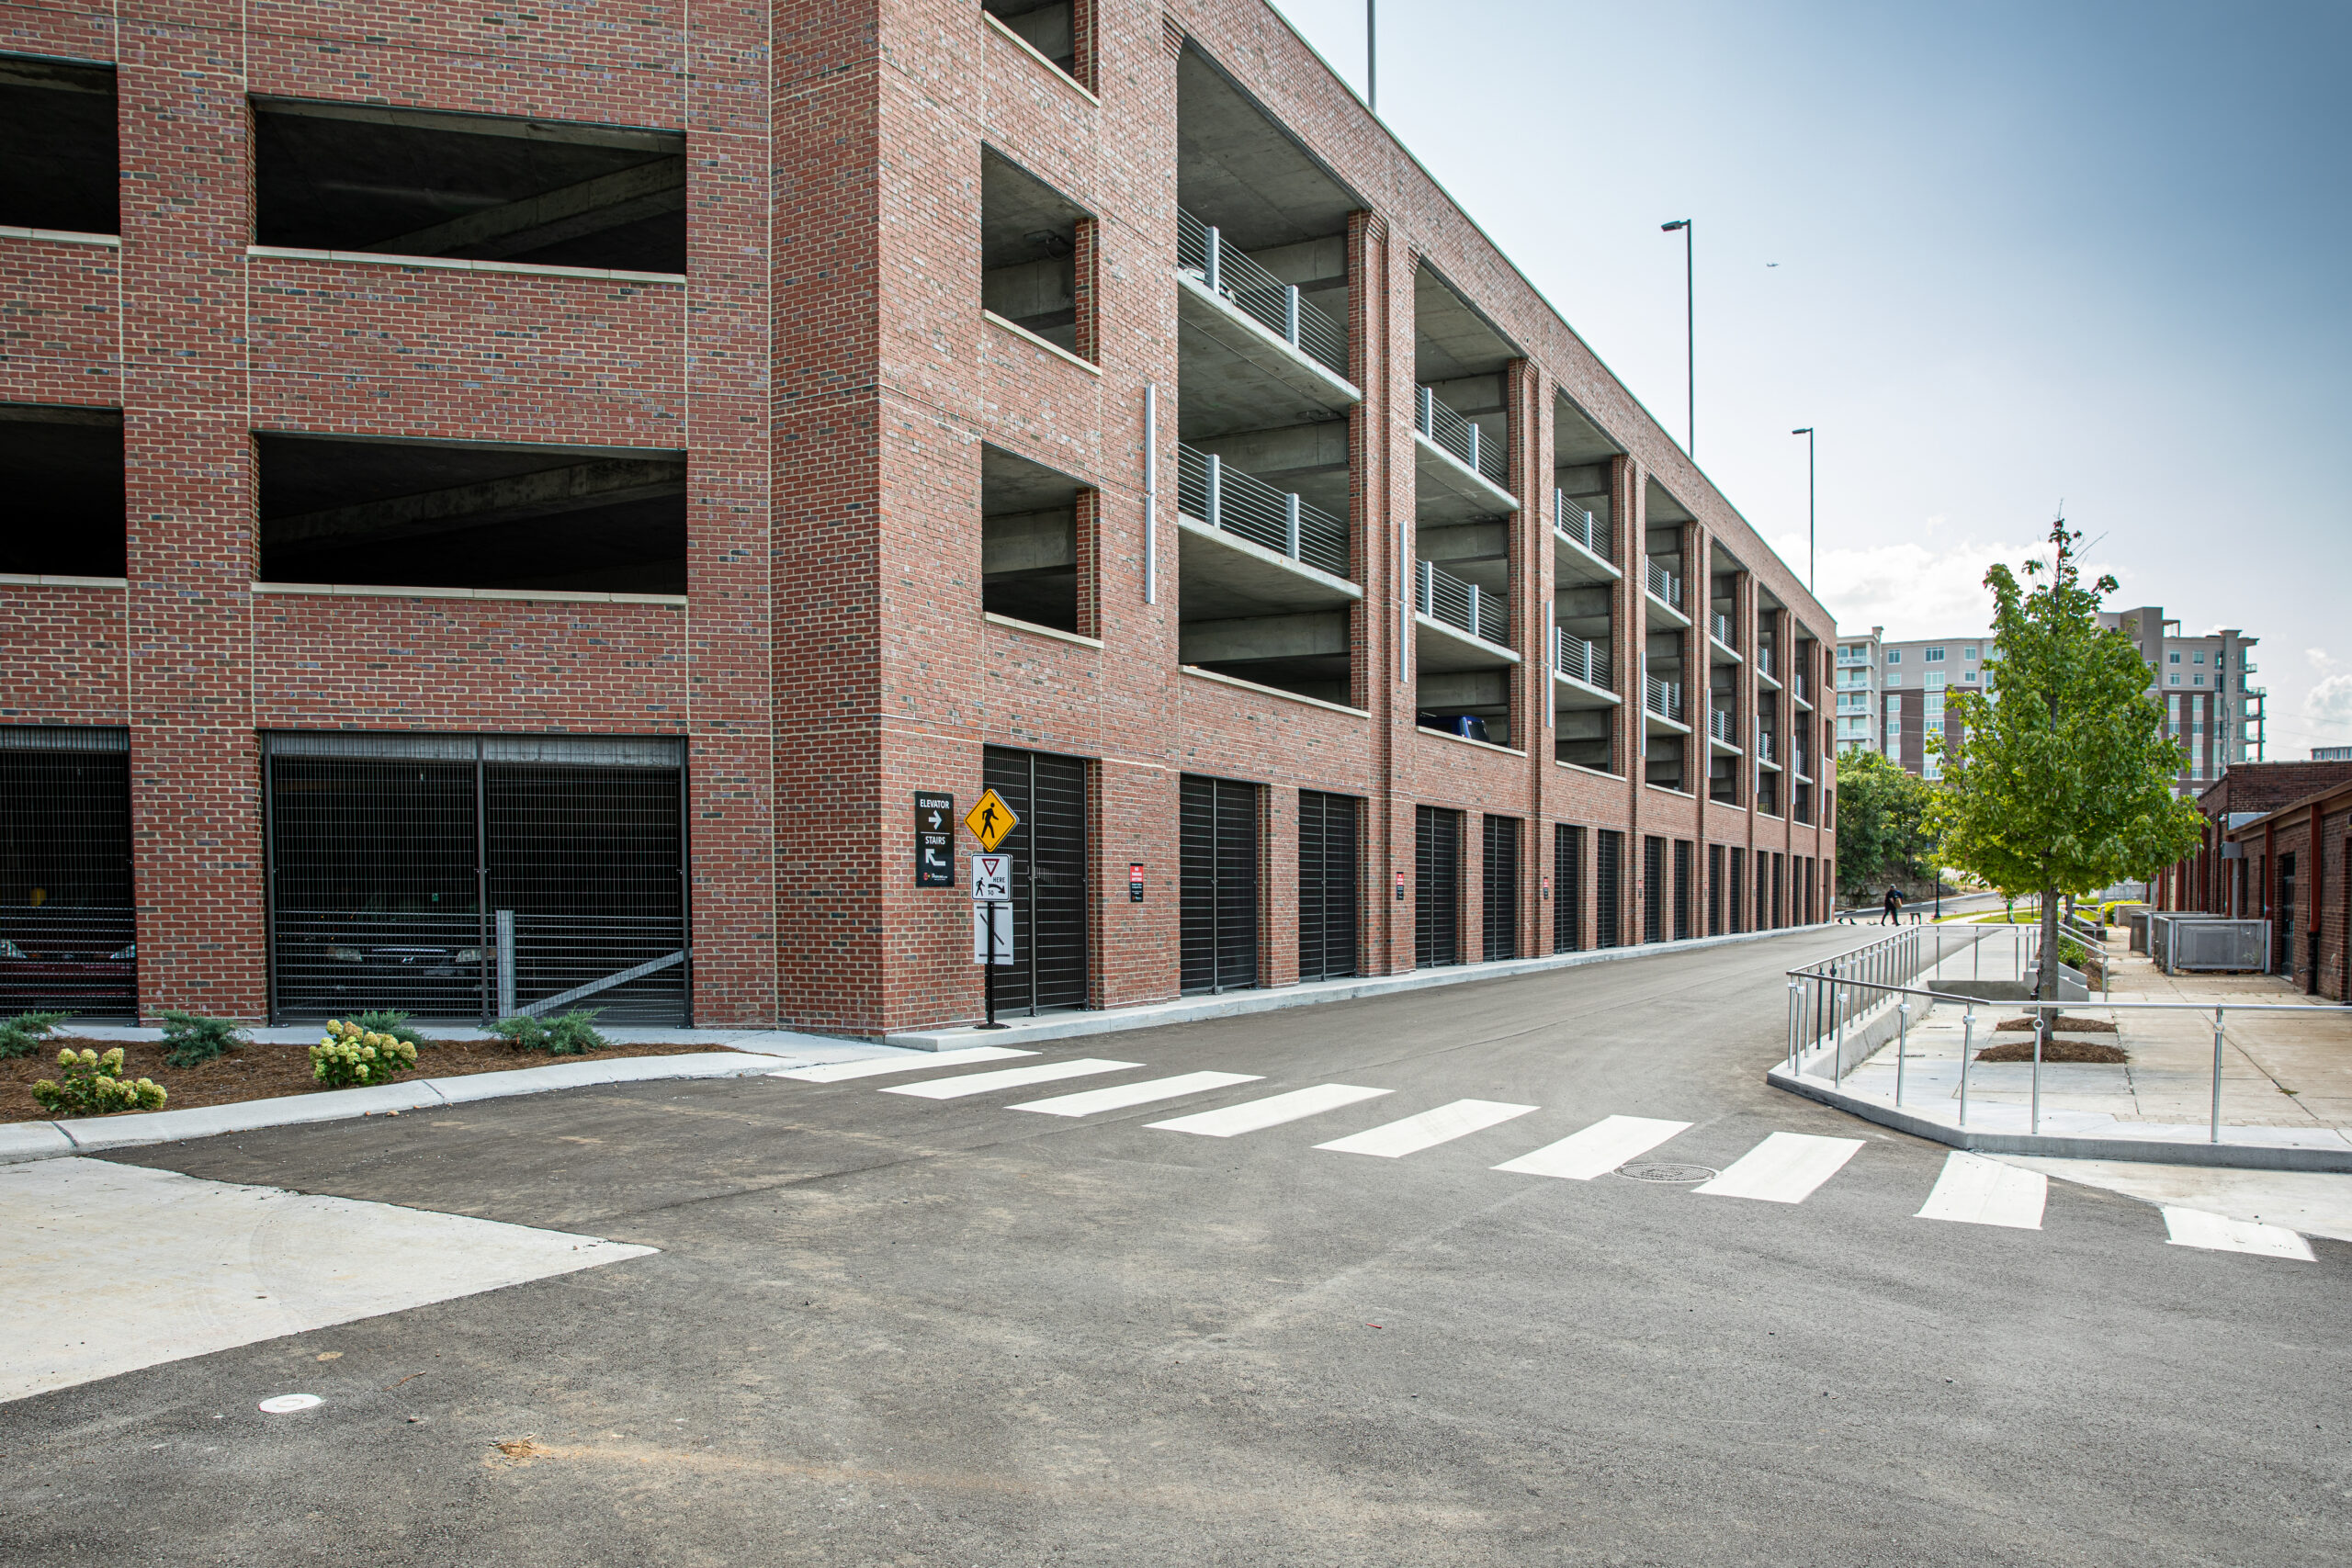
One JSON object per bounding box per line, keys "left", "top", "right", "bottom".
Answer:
{"left": 1367, "top": 0, "right": 1377, "bottom": 110}
{"left": 1791, "top": 426, "right": 1815, "bottom": 592}
{"left": 1660, "top": 219, "right": 1692, "bottom": 456}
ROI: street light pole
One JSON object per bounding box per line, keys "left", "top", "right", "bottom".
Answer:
{"left": 1366, "top": 0, "right": 1376, "bottom": 111}
{"left": 1660, "top": 219, "right": 1692, "bottom": 457}
{"left": 1791, "top": 427, "right": 1815, "bottom": 593}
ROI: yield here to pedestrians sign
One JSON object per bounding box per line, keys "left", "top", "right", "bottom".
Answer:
{"left": 965, "top": 788, "right": 1018, "bottom": 851}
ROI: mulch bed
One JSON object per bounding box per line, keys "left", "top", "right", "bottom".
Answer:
{"left": 1974, "top": 1038, "right": 2129, "bottom": 1065}
{"left": 2, "top": 1033, "right": 720, "bottom": 1123}
{"left": 1995, "top": 1015, "right": 2119, "bottom": 1033}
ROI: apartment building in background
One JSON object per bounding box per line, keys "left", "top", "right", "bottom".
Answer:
{"left": 2101, "top": 606, "right": 2264, "bottom": 794}
{"left": 0, "top": 0, "right": 1838, "bottom": 1034}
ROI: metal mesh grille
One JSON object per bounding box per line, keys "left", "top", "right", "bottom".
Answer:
{"left": 1297, "top": 791, "right": 1359, "bottom": 982}
{"left": 1728, "top": 847, "right": 1744, "bottom": 935}
{"left": 1643, "top": 837, "right": 1665, "bottom": 943}
{"left": 0, "top": 732, "right": 136, "bottom": 1020}
{"left": 1482, "top": 815, "right": 1520, "bottom": 962}
{"left": 1553, "top": 823, "right": 1583, "bottom": 953}
{"left": 983, "top": 747, "right": 1091, "bottom": 1015}
{"left": 1708, "top": 844, "right": 1724, "bottom": 937}
{"left": 1674, "top": 840, "right": 1692, "bottom": 942}
{"left": 1181, "top": 774, "right": 1260, "bottom": 995}
{"left": 1595, "top": 829, "right": 1623, "bottom": 949}
{"left": 1415, "top": 806, "right": 1461, "bottom": 968}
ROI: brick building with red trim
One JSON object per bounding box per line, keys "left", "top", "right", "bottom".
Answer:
{"left": 0, "top": 0, "right": 1837, "bottom": 1034}
{"left": 2156, "top": 761, "right": 2352, "bottom": 998}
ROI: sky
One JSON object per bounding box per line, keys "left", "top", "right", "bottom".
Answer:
{"left": 1268, "top": 0, "right": 2352, "bottom": 755}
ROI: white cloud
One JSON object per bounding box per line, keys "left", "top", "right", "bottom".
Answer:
{"left": 2304, "top": 672, "right": 2352, "bottom": 747}
{"left": 1770, "top": 529, "right": 2128, "bottom": 640}
{"left": 2307, "top": 647, "right": 2339, "bottom": 676}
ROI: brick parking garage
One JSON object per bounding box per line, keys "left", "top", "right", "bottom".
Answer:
{"left": 0, "top": 0, "right": 1836, "bottom": 1034}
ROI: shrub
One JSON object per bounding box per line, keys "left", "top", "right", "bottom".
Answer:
{"left": 0, "top": 1010, "right": 72, "bottom": 1060}
{"left": 311, "top": 1020, "right": 420, "bottom": 1087}
{"left": 158, "top": 1010, "right": 248, "bottom": 1067}
{"left": 352, "top": 1010, "right": 428, "bottom": 1049}
{"left": 2058, "top": 936, "right": 2088, "bottom": 970}
{"left": 34, "top": 1047, "right": 167, "bottom": 1116}
{"left": 488, "top": 1009, "right": 607, "bottom": 1055}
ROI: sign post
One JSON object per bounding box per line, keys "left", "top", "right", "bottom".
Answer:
{"left": 971, "top": 852, "right": 1013, "bottom": 1029}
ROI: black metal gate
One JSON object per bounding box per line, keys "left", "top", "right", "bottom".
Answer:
{"left": 1595, "top": 829, "right": 1623, "bottom": 949}
{"left": 982, "top": 745, "right": 1091, "bottom": 1014}
{"left": 264, "top": 733, "right": 687, "bottom": 1024}
{"left": 1708, "top": 843, "right": 1724, "bottom": 936}
{"left": 0, "top": 727, "right": 136, "bottom": 1021}
{"left": 1553, "top": 823, "right": 1582, "bottom": 953}
{"left": 1415, "top": 805, "right": 1461, "bottom": 968}
{"left": 1728, "top": 847, "right": 1744, "bottom": 934}
{"left": 1482, "top": 815, "right": 1519, "bottom": 962}
{"left": 1297, "top": 790, "right": 1359, "bottom": 982}
{"left": 1643, "top": 836, "right": 1666, "bottom": 942}
{"left": 1181, "top": 774, "right": 1259, "bottom": 995}
{"left": 1674, "top": 840, "right": 1692, "bottom": 941}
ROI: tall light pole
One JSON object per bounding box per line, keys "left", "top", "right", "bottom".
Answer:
{"left": 1367, "top": 0, "right": 1376, "bottom": 111}
{"left": 1660, "top": 219, "right": 1692, "bottom": 457}
{"left": 1792, "top": 426, "right": 1815, "bottom": 592}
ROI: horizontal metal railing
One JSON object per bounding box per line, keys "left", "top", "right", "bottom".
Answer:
{"left": 1756, "top": 642, "right": 1778, "bottom": 680}
{"left": 1756, "top": 727, "right": 1776, "bottom": 764}
{"left": 1644, "top": 676, "right": 1683, "bottom": 724}
{"left": 1553, "top": 490, "right": 1614, "bottom": 562}
{"left": 1417, "top": 558, "right": 1510, "bottom": 648}
{"left": 1792, "top": 670, "right": 1809, "bottom": 703}
{"left": 1708, "top": 704, "right": 1733, "bottom": 743}
{"left": 1710, "top": 612, "right": 1733, "bottom": 647}
{"left": 1553, "top": 626, "right": 1611, "bottom": 689}
{"left": 1176, "top": 208, "right": 1348, "bottom": 377}
{"left": 1645, "top": 558, "right": 1682, "bottom": 608}
{"left": 1176, "top": 444, "right": 1351, "bottom": 579}
{"left": 1416, "top": 386, "right": 1509, "bottom": 486}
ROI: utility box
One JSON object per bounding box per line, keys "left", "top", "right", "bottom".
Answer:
{"left": 2162, "top": 917, "right": 2270, "bottom": 975}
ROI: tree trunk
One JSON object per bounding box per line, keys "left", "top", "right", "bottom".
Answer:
{"left": 2038, "top": 881, "right": 2064, "bottom": 1016}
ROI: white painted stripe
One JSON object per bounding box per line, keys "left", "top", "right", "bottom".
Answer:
{"left": 1916, "top": 1152, "right": 2047, "bottom": 1229}
{"left": 1493, "top": 1114, "right": 1693, "bottom": 1180}
{"left": 773, "top": 1045, "right": 1034, "bottom": 1082}
{"left": 1316, "top": 1099, "right": 1539, "bottom": 1158}
{"left": 1012, "top": 1070, "right": 1262, "bottom": 1117}
{"left": 1693, "top": 1132, "right": 1864, "bottom": 1203}
{"left": 880, "top": 1057, "right": 1140, "bottom": 1100}
{"left": 1147, "top": 1083, "right": 1392, "bottom": 1137}
{"left": 2162, "top": 1206, "right": 2315, "bottom": 1260}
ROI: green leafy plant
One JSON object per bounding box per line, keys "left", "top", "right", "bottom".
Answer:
{"left": 158, "top": 1010, "right": 249, "bottom": 1067}
{"left": 33, "top": 1046, "right": 167, "bottom": 1116}
{"left": 1835, "top": 749, "right": 1941, "bottom": 896}
{"left": 311, "top": 1020, "right": 420, "bottom": 1087}
{"left": 353, "top": 1010, "right": 428, "bottom": 1048}
{"left": 487, "top": 1009, "right": 607, "bottom": 1055}
{"left": 0, "top": 1010, "right": 72, "bottom": 1060}
{"left": 2058, "top": 937, "right": 2088, "bottom": 970}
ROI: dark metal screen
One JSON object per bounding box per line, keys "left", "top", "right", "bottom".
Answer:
{"left": 1553, "top": 823, "right": 1582, "bottom": 953}
{"left": 0, "top": 728, "right": 136, "bottom": 1020}
{"left": 1643, "top": 837, "right": 1665, "bottom": 943}
{"left": 1596, "top": 829, "right": 1623, "bottom": 949}
{"left": 264, "top": 733, "right": 686, "bottom": 1024}
{"left": 1772, "top": 852, "right": 1784, "bottom": 929}
{"left": 1482, "top": 815, "right": 1519, "bottom": 962}
{"left": 1181, "top": 774, "right": 1260, "bottom": 995}
{"left": 982, "top": 746, "right": 1090, "bottom": 1014}
{"left": 1728, "top": 847, "right": 1744, "bottom": 935}
{"left": 1415, "top": 805, "right": 1461, "bottom": 968}
{"left": 1708, "top": 844, "right": 1724, "bottom": 936}
{"left": 1674, "top": 840, "right": 1692, "bottom": 942}
{"left": 1297, "top": 790, "right": 1359, "bottom": 982}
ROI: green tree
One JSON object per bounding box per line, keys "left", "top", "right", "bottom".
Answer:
{"left": 1835, "top": 749, "right": 1939, "bottom": 897}
{"left": 1931, "top": 519, "right": 2204, "bottom": 1004}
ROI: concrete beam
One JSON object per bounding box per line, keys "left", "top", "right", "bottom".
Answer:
{"left": 1420, "top": 372, "right": 1504, "bottom": 416}
{"left": 1178, "top": 610, "right": 1349, "bottom": 664}
{"left": 982, "top": 255, "right": 1076, "bottom": 322}
{"left": 981, "top": 508, "right": 1076, "bottom": 574}
{"left": 255, "top": 97, "right": 682, "bottom": 155}
{"left": 1245, "top": 234, "right": 1347, "bottom": 290}
{"left": 369, "top": 159, "right": 685, "bottom": 260}
{"left": 1418, "top": 670, "right": 1509, "bottom": 707}
{"left": 1189, "top": 420, "right": 1348, "bottom": 482}
{"left": 1555, "top": 463, "right": 1610, "bottom": 497}
{"left": 1556, "top": 585, "right": 1611, "bottom": 619}
{"left": 269, "top": 457, "right": 684, "bottom": 552}
{"left": 1419, "top": 522, "right": 1507, "bottom": 564}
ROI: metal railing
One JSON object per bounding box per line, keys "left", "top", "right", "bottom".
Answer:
{"left": 1792, "top": 671, "right": 1809, "bottom": 705}
{"left": 1710, "top": 612, "right": 1733, "bottom": 648}
{"left": 1554, "top": 490, "right": 1613, "bottom": 562}
{"left": 1553, "top": 626, "right": 1611, "bottom": 690}
{"left": 1417, "top": 559, "right": 1510, "bottom": 648}
{"left": 1708, "top": 704, "right": 1733, "bottom": 744}
{"left": 1177, "top": 444, "right": 1351, "bottom": 579}
{"left": 1792, "top": 746, "right": 1811, "bottom": 781}
{"left": 1756, "top": 728, "right": 1776, "bottom": 764}
{"left": 1644, "top": 676, "right": 1683, "bottom": 724}
{"left": 1756, "top": 641, "right": 1778, "bottom": 680}
{"left": 1645, "top": 559, "right": 1682, "bottom": 608}
{"left": 1176, "top": 208, "right": 1348, "bottom": 377}
{"left": 1416, "top": 386, "right": 1509, "bottom": 486}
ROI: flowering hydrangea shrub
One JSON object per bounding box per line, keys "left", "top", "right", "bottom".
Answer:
{"left": 33, "top": 1047, "right": 168, "bottom": 1116}
{"left": 311, "top": 1020, "right": 421, "bottom": 1088}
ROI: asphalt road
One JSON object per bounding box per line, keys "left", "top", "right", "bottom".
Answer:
{"left": 11, "top": 929, "right": 2348, "bottom": 1565}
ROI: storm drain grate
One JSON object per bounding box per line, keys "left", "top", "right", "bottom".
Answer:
{"left": 1615, "top": 1163, "right": 1718, "bottom": 1184}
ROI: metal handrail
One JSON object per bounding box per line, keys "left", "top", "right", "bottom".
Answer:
{"left": 1645, "top": 559, "right": 1682, "bottom": 607}
{"left": 1644, "top": 676, "right": 1683, "bottom": 723}
{"left": 1416, "top": 385, "right": 1509, "bottom": 485}
{"left": 1417, "top": 558, "right": 1510, "bottom": 648}
{"left": 1553, "top": 626, "right": 1611, "bottom": 690}
{"left": 1553, "top": 490, "right": 1614, "bottom": 562}
{"left": 1710, "top": 612, "right": 1733, "bottom": 647}
{"left": 1708, "top": 704, "right": 1733, "bottom": 743}
{"left": 1756, "top": 727, "right": 1776, "bottom": 763}
{"left": 1176, "top": 444, "right": 1350, "bottom": 578}
{"left": 1792, "top": 670, "right": 1808, "bottom": 703}
{"left": 1757, "top": 640, "right": 1777, "bottom": 679}
{"left": 1176, "top": 208, "right": 1348, "bottom": 377}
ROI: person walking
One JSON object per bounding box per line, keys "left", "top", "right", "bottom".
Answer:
{"left": 1882, "top": 886, "right": 1905, "bottom": 925}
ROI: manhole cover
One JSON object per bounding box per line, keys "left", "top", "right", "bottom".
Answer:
{"left": 1615, "top": 1163, "right": 1717, "bottom": 1184}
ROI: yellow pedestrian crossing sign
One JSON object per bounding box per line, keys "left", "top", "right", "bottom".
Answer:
{"left": 964, "top": 788, "right": 1018, "bottom": 851}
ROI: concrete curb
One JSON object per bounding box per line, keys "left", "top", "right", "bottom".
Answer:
{"left": 1767, "top": 1065, "right": 2352, "bottom": 1173}
{"left": 887, "top": 921, "right": 1848, "bottom": 1050}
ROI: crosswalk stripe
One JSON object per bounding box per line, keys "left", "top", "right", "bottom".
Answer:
{"left": 772, "top": 1045, "right": 1035, "bottom": 1083}
{"left": 1147, "top": 1083, "right": 1391, "bottom": 1137}
{"left": 1012, "top": 1070, "right": 1263, "bottom": 1118}
{"left": 1916, "top": 1152, "right": 2046, "bottom": 1229}
{"left": 1316, "top": 1099, "right": 1539, "bottom": 1159}
{"left": 880, "top": 1058, "right": 1140, "bottom": 1100}
{"left": 1493, "top": 1114, "right": 1693, "bottom": 1180}
{"left": 1692, "top": 1132, "right": 1863, "bottom": 1203}
{"left": 2161, "top": 1206, "right": 2315, "bottom": 1260}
